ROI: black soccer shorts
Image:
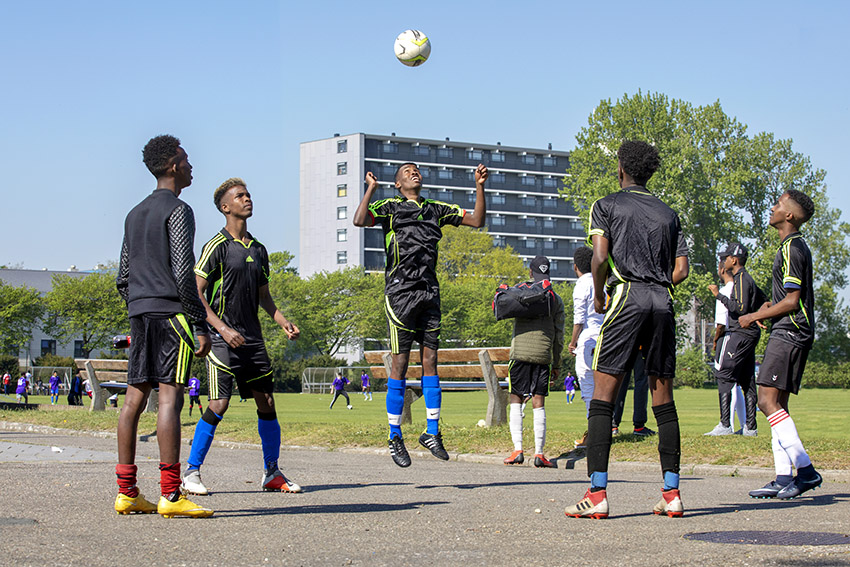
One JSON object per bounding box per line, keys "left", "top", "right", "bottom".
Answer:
{"left": 507, "top": 360, "right": 550, "bottom": 397}
{"left": 593, "top": 282, "right": 676, "bottom": 379}
{"left": 128, "top": 313, "right": 194, "bottom": 386}
{"left": 756, "top": 337, "right": 810, "bottom": 395}
{"left": 206, "top": 337, "right": 274, "bottom": 400}
{"left": 714, "top": 332, "right": 758, "bottom": 385}
{"left": 385, "top": 289, "right": 441, "bottom": 354}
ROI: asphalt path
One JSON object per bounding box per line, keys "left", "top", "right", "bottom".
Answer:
{"left": 0, "top": 427, "right": 848, "bottom": 567}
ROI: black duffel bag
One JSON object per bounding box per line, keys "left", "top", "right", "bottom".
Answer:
{"left": 492, "top": 280, "right": 554, "bottom": 321}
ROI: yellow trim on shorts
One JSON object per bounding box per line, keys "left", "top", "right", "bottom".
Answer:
{"left": 592, "top": 282, "right": 629, "bottom": 370}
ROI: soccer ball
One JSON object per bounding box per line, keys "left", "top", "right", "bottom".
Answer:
{"left": 477, "top": 419, "right": 486, "bottom": 427}
{"left": 394, "top": 29, "right": 431, "bottom": 67}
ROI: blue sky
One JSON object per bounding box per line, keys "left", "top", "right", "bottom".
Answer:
{"left": 2, "top": 1, "right": 848, "bottom": 282}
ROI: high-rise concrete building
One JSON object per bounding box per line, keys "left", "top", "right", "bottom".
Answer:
{"left": 299, "top": 133, "right": 585, "bottom": 281}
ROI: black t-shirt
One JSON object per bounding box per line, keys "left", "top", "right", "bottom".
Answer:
{"left": 717, "top": 268, "right": 767, "bottom": 340}
{"left": 589, "top": 186, "right": 688, "bottom": 288}
{"left": 770, "top": 232, "right": 814, "bottom": 348}
{"left": 367, "top": 196, "right": 465, "bottom": 296}
{"left": 194, "top": 229, "right": 270, "bottom": 345}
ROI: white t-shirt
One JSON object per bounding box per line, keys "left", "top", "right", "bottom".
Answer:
{"left": 714, "top": 281, "right": 734, "bottom": 326}
{"left": 573, "top": 272, "right": 604, "bottom": 342}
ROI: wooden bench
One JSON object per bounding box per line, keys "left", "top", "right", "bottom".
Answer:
{"left": 75, "top": 359, "right": 157, "bottom": 413}
{"left": 363, "top": 347, "right": 510, "bottom": 426}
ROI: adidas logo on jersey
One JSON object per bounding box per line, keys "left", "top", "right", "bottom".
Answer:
{"left": 246, "top": 256, "right": 254, "bottom": 263}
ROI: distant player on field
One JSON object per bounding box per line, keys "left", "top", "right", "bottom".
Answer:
{"left": 740, "top": 190, "right": 822, "bottom": 500}
{"left": 182, "top": 177, "right": 302, "bottom": 497}
{"left": 564, "top": 140, "right": 689, "bottom": 519}
{"left": 353, "top": 162, "right": 488, "bottom": 467}
{"left": 361, "top": 370, "right": 372, "bottom": 401}
{"left": 187, "top": 375, "right": 202, "bottom": 417}
{"left": 115, "top": 135, "right": 213, "bottom": 518}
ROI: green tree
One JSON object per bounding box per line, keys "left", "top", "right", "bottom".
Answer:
{"left": 0, "top": 281, "right": 44, "bottom": 355}
{"left": 561, "top": 91, "right": 850, "bottom": 358}
{"left": 43, "top": 271, "right": 127, "bottom": 358}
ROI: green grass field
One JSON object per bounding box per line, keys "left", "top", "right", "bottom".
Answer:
{"left": 2, "top": 388, "right": 848, "bottom": 469}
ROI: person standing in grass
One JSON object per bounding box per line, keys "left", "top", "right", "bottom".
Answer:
{"left": 330, "top": 372, "right": 352, "bottom": 410}
{"left": 182, "top": 177, "right": 301, "bottom": 497}
{"left": 49, "top": 371, "right": 61, "bottom": 405}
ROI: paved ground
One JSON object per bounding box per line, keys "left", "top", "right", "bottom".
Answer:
{"left": 0, "top": 427, "right": 848, "bottom": 567}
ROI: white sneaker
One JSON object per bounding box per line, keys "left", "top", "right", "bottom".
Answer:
{"left": 181, "top": 468, "right": 209, "bottom": 496}
{"left": 347, "top": 405, "right": 353, "bottom": 410}
{"left": 703, "top": 423, "right": 734, "bottom": 436}
{"left": 261, "top": 469, "right": 302, "bottom": 493}
{"left": 743, "top": 426, "right": 758, "bottom": 437}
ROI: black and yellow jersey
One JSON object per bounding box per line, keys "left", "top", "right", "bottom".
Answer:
{"left": 366, "top": 195, "right": 465, "bottom": 296}
{"left": 716, "top": 267, "right": 767, "bottom": 340}
{"left": 588, "top": 186, "right": 688, "bottom": 288}
{"left": 194, "top": 229, "right": 269, "bottom": 344}
{"left": 770, "top": 232, "right": 814, "bottom": 347}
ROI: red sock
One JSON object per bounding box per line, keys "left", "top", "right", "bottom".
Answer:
{"left": 116, "top": 464, "right": 139, "bottom": 498}
{"left": 159, "top": 462, "right": 181, "bottom": 497}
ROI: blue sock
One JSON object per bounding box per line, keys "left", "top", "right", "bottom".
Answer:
{"left": 187, "top": 409, "right": 222, "bottom": 469}
{"left": 422, "top": 375, "right": 441, "bottom": 435}
{"left": 386, "top": 379, "right": 406, "bottom": 439}
{"left": 257, "top": 410, "right": 281, "bottom": 472}
{"left": 664, "top": 471, "right": 680, "bottom": 490}
{"left": 590, "top": 471, "right": 608, "bottom": 490}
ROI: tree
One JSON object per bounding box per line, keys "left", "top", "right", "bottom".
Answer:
{"left": 0, "top": 280, "right": 44, "bottom": 355}
{"left": 43, "top": 271, "right": 127, "bottom": 358}
{"left": 560, "top": 91, "right": 850, "bottom": 359}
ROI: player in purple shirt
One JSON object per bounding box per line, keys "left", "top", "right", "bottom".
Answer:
{"left": 187, "top": 375, "right": 203, "bottom": 417}
{"left": 564, "top": 373, "right": 576, "bottom": 404}
{"left": 360, "top": 371, "right": 372, "bottom": 401}
{"left": 330, "top": 373, "right": 352, "bottom": 410}
{"left": 16, "top": 373, "right": 29, "bottom": 404}
{"left": 49, "top": 371, "right": 61, "bottom": 405}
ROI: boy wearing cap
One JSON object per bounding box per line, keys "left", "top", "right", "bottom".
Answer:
{"left": 503, "top": 255, "right": 565, "bottom": 468}
{"left": 353, "top": 162, "right": 488, "bottom": 467}
{"left": 706, "top": 242, "right": 766, "bottom": 436}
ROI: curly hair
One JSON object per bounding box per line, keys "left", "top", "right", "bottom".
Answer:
{"left": 142, "top": 135, "right": 181, "bottom": 178}
{"left": 785, "top": 189, "right": 815, "bottom": 224}
{"left": 573, "top": 246, "right": 593, "bottom": 274}
{"left": 617, "top": 140, "right": 660, "bottom": 186}
{"left": 214, "top": 177, "right": 247, "bottom": 212}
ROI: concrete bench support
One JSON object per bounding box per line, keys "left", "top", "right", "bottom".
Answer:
{"left": 479, "top": 350, "right": 508, "bottom": 426}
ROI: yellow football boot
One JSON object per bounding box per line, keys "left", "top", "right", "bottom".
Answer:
{"left": 115, "top": 492, "right": 158, "bottom": 515}
{"left": 157, "top": 494, "right": 214, "bottom": 518}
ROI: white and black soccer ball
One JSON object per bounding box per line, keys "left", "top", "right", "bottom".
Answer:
{"left": 394, "top": 29, "right": 431, "bottom": 67}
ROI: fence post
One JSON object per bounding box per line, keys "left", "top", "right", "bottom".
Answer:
{"left": 479, "top": 349, "right": 507, "bottom": 426}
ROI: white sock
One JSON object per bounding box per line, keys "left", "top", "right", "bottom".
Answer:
{"left": 767, "top": 410, "right": 811, "bottom": 470}
{"left": 730, "top": 386, "right": 746, "bottom": 430}
{"left": 509, "top": 403, "right": 523, "bottom": 451}
{"left": 771, "top": 430, "right": 793, "bottom": 477}
{"left": 533, "top": 407, "right": 546, "bottom": 455}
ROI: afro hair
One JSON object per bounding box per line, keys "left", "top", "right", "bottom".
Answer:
{"left": 142, "top": 135, "right": 181, "bottom": 178}
{"left": 617, "top": 140, "right": 660, "bottom": 186}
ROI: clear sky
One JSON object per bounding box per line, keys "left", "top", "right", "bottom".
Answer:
{"left": 2, "top": 1, "right": 848, "bottom": 281}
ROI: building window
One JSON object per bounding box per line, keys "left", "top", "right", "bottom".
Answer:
{"left": 493, "top": 236, "right": 505, "bottom": 247}
{"left": 544, "top": 239, "right": 555, "bottom": 250}
{"left": 437, "top": 189, "right": 452, "bottom": 201}
{"left": 466, "top": 150, "right": 482, "bottom": 161}
{"left": 337, "top": 140, "right": 347, "bottom": 153}
{"left": 419, "top": 166, "right": 430, "bottom": 178}
{"left": 41, "top": 339, "right": 56, "bottom": 356}
{"left": 490, "top": 152, "right": 505, "bottom": 163}
{"left": 543, "top": 156, "right": 557, "bottom": 167}
{"left": 571, "top": 220, "right": 583, "bottom": 230}
{"left": 337, "top": 206, "right": 347, "bottom": 220}
{"left": 543, "top": 218, "right": 555, "bottom": 229}
{"left": 490, "top": 215, "right": 506, "bottom": 226}
{"left": 414, "top": 145, "right": 430, "bottom": 157}
{"left": 337, "top": 229, "right": 347, "bottom": 242}
{"left": 74, "top": 340, "right": 84, "bottom": 358}
{"left": 337, "top": 162, "right": 347, "bottom": 175}
{"left": 525, "top": 238, "right": 537, "bottom": 249}
{"left": 543, "top": 177, "right": 557, "bottom": 188}
{"left": 383, "top": 164, "right": 396, "bottom": 176}
{"left": 521, "top": 196, "right": 537, "bottom": 207}
{"left": 437, "top": 147, "right": 454, "bottom": 159}
{"left": 337, "top": 251, "right": 347, "bottom": 264}
{"left": 543, "top": 197, "right": 558, "bottom": 208}
{"left": 550, "top": 260, "right": 559, "bottom": 271}
{"left": 337, "top": 184, "right": 347, "bottom": 197}
{"left": 490, "top": 172, "right": 505, "bottom": 183}
{"left": 382, "top": 142, "right": 399, "bottom": 154}
{"left": 491, "top": 193, "right": 506, "bottom": 205}
{"left": 522, "top": 154, "right": 537, "bottom": 165}
{"left": 438, "top": 169, "right": 453, "bottom": 180}
{"left": 521, "top": 176, "right": 536, "bottom": 187}
{"left": 524, "top": 217, "right": 537, "bottom": 229}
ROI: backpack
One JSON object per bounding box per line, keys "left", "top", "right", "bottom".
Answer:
{"left": 492, "top": 280, "right": 554, "bottom": 321}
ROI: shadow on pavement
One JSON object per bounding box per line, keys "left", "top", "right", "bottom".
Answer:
{"left": 217, "top": 500, "right": 450, "bottom": 517}
{"left": 680, "top": 492, "right": 848, "bottom": 518}
{"left": 212, "top": 482, "right": 415, "bottom": 495}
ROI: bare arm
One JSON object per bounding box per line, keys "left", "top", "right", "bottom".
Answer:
{"left": 568, "top": 323, "right": 583, "bottom": 354}
{"left": 460, "top": 164, "right": 488, "bottom": 228}
{"left": 352, "top": 172, "right": 379, "bottom": 227}
{"left": 195, "top": 275, "right": 244, "bottom": 349}
{"left": 713, "top": 324, "right": 725, "bottom": 351}
{"left": 739, "top": 290, "right": 798, "bottom": 328}
{"left": 672, "top": 255, "right": 689, "bottom": 286}
{"left": 259, "top": 284, "right": 300, "bottom": 340}
{"left": 590, "top": 234, "right": 610, "bottom": 314}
